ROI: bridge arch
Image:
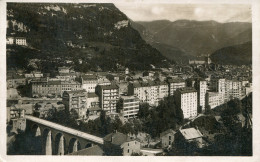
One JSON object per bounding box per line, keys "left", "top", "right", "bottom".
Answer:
{"left": 31, "top": 124, "right": 41, "bottom": 137}
{"left": 68, "top": 138, "right": 81, "bottom": 153}
{"left": 42, "top": 128, "right": 54, "bottom": 155}
{"left": 54, "top": 133, "right": 66, "bottom": 155}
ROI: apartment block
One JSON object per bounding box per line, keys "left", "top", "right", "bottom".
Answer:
{"left": 121, "top": 95, "right": 140, "bottom": 119}
{"left": 96, "top": 84, "right": 119, "bottom": 112}
{"left": 174, "top": 87, "right": 197, "bottom": 119}
{"left": 205, "top": 91, "right": 224, "bottom": 109}
{"left": 167, "top": 77, "right": 186, "bottom": 96}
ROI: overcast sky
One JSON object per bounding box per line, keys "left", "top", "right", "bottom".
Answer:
{"left": 114, "top": 3, "right": 251, "bottom": 23}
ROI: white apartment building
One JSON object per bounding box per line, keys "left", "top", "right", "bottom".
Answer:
{"left": 205, "top": 91, "right": 224, "bottom": 109}
{"left": 128, "top": 80, "right": 168, "bottom": 106}
{"left": 167, "top": 78, "right": 186, "bottom": 96}
{"left": 195, "top": 79, "right": 207, "bottom": 111}
{"left": 174, "top": 87, "right": 197, "bottom": 119}
{"left": 96, "top": 84, "right": 119, "bottom": 112}
{"left": 217, "top": 79, "right": 242, "bottom": 102}
{"left": 121, "top": 95, "right": 140, "bottom": 119}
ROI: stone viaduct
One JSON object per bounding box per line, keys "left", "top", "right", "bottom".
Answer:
{"left": 24, "top": 115, "right": 104, "bottom": 155}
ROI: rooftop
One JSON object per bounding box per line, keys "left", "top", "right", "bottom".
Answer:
{"left": 98, "top": 84, "right": 118, "bottom": 90}
{"left": 87, "top": 93, "right": 98, "bottom": 98}
{"left": 160, "top": 129, "right": 176, "bottom": 137}
{"left": 179, "top": 128, "right": 203, "bottom": 140}
{"left": 103, "top": 132, "right": 132, "bottom": 145}
{"left": 167, "top": 77, "right": 185, "bottom": 83}
{"left": 177, "top": 87, "right": 197, "bottom": 94}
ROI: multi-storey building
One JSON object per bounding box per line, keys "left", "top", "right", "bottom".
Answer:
{"left": 167, "top": 77, "right": 186, "bottom": 96}
{"left": 174, "top": 87, "right": 197, "bottom": 119}
{"left": 62, "top": 90, "right": 88, "bottom": 119}
{"left": 96, "top": 84, "right": 119, "bottom": 112}
{"left": 194, "top": 79, "right": 207, "bottom": 111}
{"left": 217, "top": 79, "right": 242, "bottom": 102}
{"left": 86, "top": 93, "right": 100, "bottom": 109}
{"left": 61, "top": 81, "right": 82, "bottom": 94}
{"left": 15, "top": 37, "right": 27, "bottom": 46}
{"left": 128, "top": 80, "right": 169, "bottom": 106}
{"left": 205, "top": 91, "right": 224, "bottom": 109}
{"left": 80, "top": 74, "right": 98, "bottom": 93}
{"left": 121, "top": 95, "right": 140, "bottom": 119}
{"left": 30, "top": 78, "right": 62, "bottom": 97}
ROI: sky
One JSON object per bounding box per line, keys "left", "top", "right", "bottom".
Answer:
{"left": 114, "top": 3, "right": 251, "bottom": 23}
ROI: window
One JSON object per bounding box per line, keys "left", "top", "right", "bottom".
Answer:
{"left": 128, "top": 143, "right": 129, "bottom": 146}
{"left": 127, "top": 149, "right": 129, "bottom": 153}
{"left": 169, "top": 136, "right": 171, "bottom": 140}
{"left": 169, "top": 141, "right": 171, "bottom": 145}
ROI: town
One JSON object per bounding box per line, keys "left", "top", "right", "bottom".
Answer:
{"left": 6, "top": 3, "right": 252, "bottom": 157}
{"left": 7, "top": 48, "right": 252, "bottom": 155}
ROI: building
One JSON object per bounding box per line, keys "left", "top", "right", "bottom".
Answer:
{"left": 56, "top": 73, "right": 77, "bottom": 81}
{"left": 174, "top": 128, "right": 203, "bottom": 149}
{"left": 30, "top": 79, "right": 61, "bottom": 97}
{"left": 103, "top": 132, "right": 141, "bottom": 156}
{"left": 96, "top": 84, "right": 119, "bottom": 113}
{"left": 80, "top": 74, "right": 98, "bottom": 93}
{"left": 68, "top": 145, "right": 104, "bottom": 156}
{"left": 205, "top": 91, "right": 224, "bottom": 109}
{"left": 86, "top": 93, "right": 99, "bottom": 109}
{"left": 160, "top": 129, "right": 176, "bottom": 149}
{"left": 6, "top": 36, "right": 14, "bottom": 44}
{"left": 194, "top": 79, "right": 207, "bottom": 111}
{"left": 121, "top": 95, "right": 140, "bottom": 119}
{"left": 174, "top": 87, "right": 197, "bottom": 119}
{"left": 217, "top": 79, "right": 242, "bottom": 102}
{"left": 167, "top": 77, "right": 186, "bottom": 96}
{"left": 61, "top": 81, "right": 82, "bottom": 94}
{"left": 7, "top": 74, "right": 26, "bottom": 89}
{"left": 128, "top": 80, "right": 168, "bottom": 106}
{"left": 62, "top": 90, "right": 88, "bottom": 119}
{"left": 15, "top": 37, "right": 27, "bottom": 46}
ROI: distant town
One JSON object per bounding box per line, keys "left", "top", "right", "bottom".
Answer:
{"left": 6, "top": 3, "right": 252, "bottom": 156}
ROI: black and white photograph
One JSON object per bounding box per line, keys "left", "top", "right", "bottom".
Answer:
{"left": 1, "top": 0, "right": 259, "bottom": 160}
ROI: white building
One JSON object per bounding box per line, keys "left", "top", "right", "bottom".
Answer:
{"left": 15, "top": 37, "right": 27, "bottom": 46}
{"left": 167, "top": 77, "right": 186, "bottom": 96}
{"left": 195, "top": 79, "right": 207, "bottom": 111}
{"left": 174, "top": 87, "right": 197, "bottom": 119}
{"left": 205, "top": 91, "right": 224, "bottom": 109}
{"left": 81, "top": 74, "right": 98, "bottom": 93}
{"left": 6, "top": 37, "right": 14, "bottom": 45}
{"left": 121, "top": 95, "right": 140, "bottom": 119}
{"left": 217, "top": 79, "right": 242, "bottom": 102}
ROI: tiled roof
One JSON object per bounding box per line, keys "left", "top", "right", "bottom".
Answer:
{"left": 68, "top": 145, "right": 104, "bottom": 156}
{"left": 167, "top": 77, "right": 185, "bottom": 83}
{"left": 98, "top": 84, "right": 118, "bottom": 90}
{"left": 177, "top": 87, "right": 197, "bottom": 94}
{"left": 179, "top": 128, "right": 203, "bottom": 140}
{"left": 103, "top": 132, "right": 132, "bottom": 145}
{"left": 82, "top": 74, "right": 97, "bottom": 80}
{"left": 160, "top": 129, "right": 176, "bottom": 137}
{"left": 87, "top": 93, "right": 98, "bottom": 98}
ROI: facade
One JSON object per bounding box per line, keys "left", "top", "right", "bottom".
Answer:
{"left": 121, "top": 95, "right": 140, "bottom": 119}
{"left": 205, "top": 91, "right": 224, "bottom": 109}
{"left": 174, "top": 87, "right": 197, "bottom": 119}
{"left": 103, "top": 132, "right": 141, "bottom": 156}
{"left": 128, "top": 80, "right": 168, "bottom": 106}
{"left": 61, "top": 81, "right": 82, "bottom": 94}
{"left": 15, "top": 37, "right": 27, "bottom": 46}
{"left": 7, "top": 75, "right": 26, "bottom": 89}
{"left": 160, "top": 129, "right": 176, "bottom": 149}
{"left": 194, "top": 79, "right": 207, "bottom": 111}
{"left": 62, "top": 90, "right": 88, "bottom": 119}
{"left": 30, "top": 78, "right": 62, "bottom": 97}
{"left": 81, "top": 74, "right": 98, "bottom": 93}
{"left": 96, "top": 84, "right": 119, "bottom": 112}
{"left": 167, "top": 77, "right": 186, "bottom": 96}
{"left": 86, "top": 93, "right": 99, "bottom": 109}
{"left": 217, "top": 79, "right": 242, "bottom": 102}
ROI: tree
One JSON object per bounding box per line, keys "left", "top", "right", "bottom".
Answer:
{"left": 137, "top": 103, "right": 150, "bottom": 119}
{"left": 116, "top": 98, "right": 124, "bottom": 113}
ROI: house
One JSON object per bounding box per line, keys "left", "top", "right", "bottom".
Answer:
{"left": 160, "top": 129, "right": 176, "bottom": 149}
{"left": 174, "top": 128, "right": 203, "bottom": 149}
{"left": 103, "top": 132, "right": 141, "bottom": 156}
